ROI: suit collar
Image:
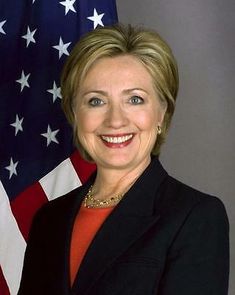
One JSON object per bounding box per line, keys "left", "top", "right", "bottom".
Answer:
{"left": 70, "top": 157, "right": 168, "bottom": 295}
{"left": 114, "top": 157, "right": 168, "bottom": 217}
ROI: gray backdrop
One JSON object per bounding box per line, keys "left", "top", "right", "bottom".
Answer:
{"left": 116, "top": 0, "right": 235, "bottom": 294}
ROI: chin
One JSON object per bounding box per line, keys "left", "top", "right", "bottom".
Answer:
{"left": 100, "top": 153, "right": 151, "bottom": 171}
{"left": 99, "top": 156, "right": 137, "bottom": 170}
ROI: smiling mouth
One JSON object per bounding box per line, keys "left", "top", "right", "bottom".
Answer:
{"left": 100, "top": 134, "right": 134, "bottom": 144}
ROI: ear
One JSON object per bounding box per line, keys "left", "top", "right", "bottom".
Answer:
{"left": 158, "top": 100, "right": 167, "bottom": 125}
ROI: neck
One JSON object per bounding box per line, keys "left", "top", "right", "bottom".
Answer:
{"left": 92, "top": 157, "right": 151, "bottom": 201}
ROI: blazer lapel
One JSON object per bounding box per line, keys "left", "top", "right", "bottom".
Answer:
{"left": 61, "top": 176, "right": 96, "bottom": 291}
{"left": 71, "top": 158, "right": 168, "bottom": 295}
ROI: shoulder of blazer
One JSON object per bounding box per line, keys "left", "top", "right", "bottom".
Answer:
{"left": 34, "top": 186, "right": 82, "bottom": 218}
{"left": 162, "top": 175, "right": 226, "bottom": 207}
{"left": 33, "top": 171, "right": 96, "bottom": 220}
{"left": 155, "top": 174, "right": 229, "bottom": 231}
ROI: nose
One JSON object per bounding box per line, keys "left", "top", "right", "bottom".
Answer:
{"left": 104, "top": 104, "right": 129, "bottom": 129}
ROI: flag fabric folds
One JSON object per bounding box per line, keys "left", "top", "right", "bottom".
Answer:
{"left": 0, "top": 1, "right": 118, "bottom": 294}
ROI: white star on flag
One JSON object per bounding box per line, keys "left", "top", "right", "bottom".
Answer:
{"left": 16, "top": 70, "right": 30, "bottom": 92}
{"left": 10, "top": 115, "right": 24, "bottom": 136}
{"left": 41, "top": 125, "right": 59, "bottom": 146}
{"left": 0, "top": 20, "right": 6, "bottom": 34}
{"left": 60, "top": 0, "right": 77, "bottom": 15}
{"left": 53, "top": 37, "right": 71, "bottom": 59}
{"left": 5, "top": 157, "right": 19, "bottom": 179}
{"left": 47, "top": 81, "right": 62, "bottom": 103}
{"left": 87, "top": 8, "right": 105, "bottom": 29}
{"left": 22, "top": 26, "right": 37, "bottom": 47}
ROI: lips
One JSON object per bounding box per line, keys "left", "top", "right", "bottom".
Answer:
{"left": 100, "top": 133, "right": 134, "bottom": 148}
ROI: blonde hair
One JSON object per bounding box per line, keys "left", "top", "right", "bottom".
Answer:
{"left": 61, "top": 24, "right": 179, "bottom": 161}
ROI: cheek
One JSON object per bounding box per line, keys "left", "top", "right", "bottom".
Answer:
{"left": 134, "top": 110, "right": 158, "bottom": 130}
{"left": 75, "top": 110, "right": 98, "bottom": 133}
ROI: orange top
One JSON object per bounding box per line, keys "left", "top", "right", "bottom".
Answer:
{"left": 70, "top": 205, "right": 114, "bottom": 286}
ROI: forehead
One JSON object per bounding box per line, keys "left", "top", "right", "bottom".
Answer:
{"left": 81, "top": 55, "right": 154, "bottom": 89}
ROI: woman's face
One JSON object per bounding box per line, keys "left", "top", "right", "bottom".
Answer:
{"left": 75, "top": 55, "right": 166, "bottom": 171}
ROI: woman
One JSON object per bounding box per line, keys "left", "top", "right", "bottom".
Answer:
{"left": 18, "top": 24, "right": 229, "bottom": 295}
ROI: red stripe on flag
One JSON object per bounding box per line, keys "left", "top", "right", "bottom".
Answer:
{"left": 70, "top": 151, "right": 96, "bottom": 183}
{"left": 10, "top": 182, "right": 48, "bottom": 241}
{"left": 0, "top": 266, "right": 10, "bottom": 295}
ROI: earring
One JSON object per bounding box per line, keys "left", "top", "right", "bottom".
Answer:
{"left": 157, "top": 125, "right": 162, "bottom": 135}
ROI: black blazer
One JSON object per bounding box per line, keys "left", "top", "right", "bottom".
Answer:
{"left": 18, "top": 157, "right": 229, "bottom": 295}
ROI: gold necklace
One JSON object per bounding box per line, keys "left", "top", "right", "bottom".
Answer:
{"left": 84, "top": 185, "right": 124, "bottom": 208}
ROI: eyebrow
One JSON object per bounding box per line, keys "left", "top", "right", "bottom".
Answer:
{"left": 81, "top": 88, "right": 149, "bottom": 96}
{"left": 81, "top": 90, "right": 107, "bottom": 96}
{"left": 123, "top": 88, "right": 149, "bottom": 94}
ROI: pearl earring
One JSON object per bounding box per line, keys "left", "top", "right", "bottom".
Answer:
{"left": 157, "top": 125, "right": 162, "bottom": 135}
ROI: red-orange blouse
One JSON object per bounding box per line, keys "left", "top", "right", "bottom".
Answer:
{"left": 70, "top": 205, "right": 114, "bottom": 286}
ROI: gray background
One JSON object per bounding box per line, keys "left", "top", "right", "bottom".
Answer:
{"left": 116, "top": 0, "right": 235, "bottom": 294}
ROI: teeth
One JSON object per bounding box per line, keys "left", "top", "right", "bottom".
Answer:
{"left": 101, "top": 134, "right": 133, "bottom": 144}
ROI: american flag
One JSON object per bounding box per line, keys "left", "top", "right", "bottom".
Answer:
{"left": 0, "top": 1, "right": 117, "bottom": 294}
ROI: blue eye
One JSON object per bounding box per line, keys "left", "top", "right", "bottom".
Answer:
{"left": 88, "top": 97, "right": 104, "bottom": 107}
{"left": 129, "top": 96, "right": 144, "bottom": 105}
